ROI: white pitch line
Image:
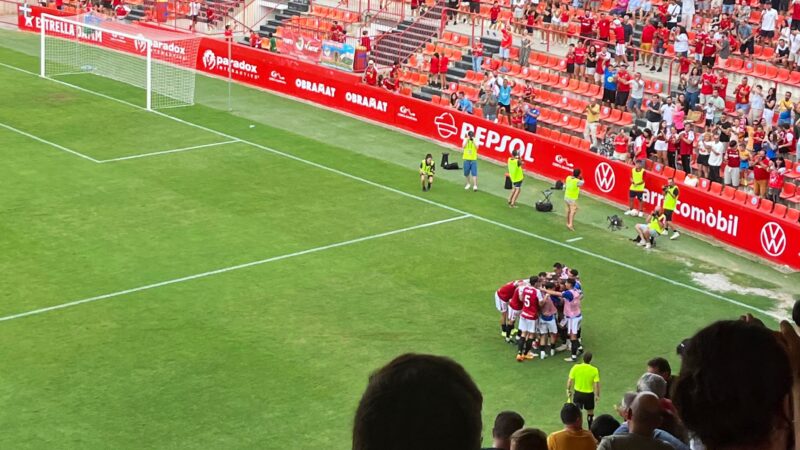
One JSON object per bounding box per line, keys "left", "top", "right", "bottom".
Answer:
{"left": 0, "top": 61, "right": 785, "bottom": 321}
{"left": 98, "top": 139, "right": 240, "bottom": 163}
{"left": 0, "top": 121, "right": 101, "bottom": 163}
{"left": 566, "top": 237, "right": 584, "bottom": 243}
{"left": 0, "top": 215, "right": 471, "bottom": 323}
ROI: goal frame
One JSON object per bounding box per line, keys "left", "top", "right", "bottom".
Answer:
{"left": 40, "top": 13, "right": 155, "bottom": 110}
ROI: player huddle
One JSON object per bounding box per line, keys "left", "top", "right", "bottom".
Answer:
{"left": 494, "top": 263, "right": 585, "bottom": 363}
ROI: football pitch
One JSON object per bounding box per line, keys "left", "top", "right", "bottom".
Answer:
{"left": 1, "top": 29, "right": 798, "bottom": 448}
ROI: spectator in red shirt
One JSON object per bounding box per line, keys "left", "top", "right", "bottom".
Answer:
{"left": 206, "top": 6, "right": 215, "bottom": 31}
{"left": 360, "top": 30, "right": 371, "bottom": 54}
{"left": 678, "top": 55, "right": 691, "bottom": 75}
{"left": 614, "top": 131, "right": 630, "bottom": 161}
{"left": 616, "top": 63, "right": 632, "bottom": 111}
{"left": 438, "top": 52, "right": 449, "bottom": 91}
{"left": 640, "top": 21, "right": 656, "bottom": 68}
{"left": 714, "top": 68, "right": 728, "bottom": 98}
{"left": 249, "top": 29, "right": 261, "bottom": 48}
{"left": 363, "top": 60, "right": 378, "bottom": 86}
{"left": 489, "top": 1, "right": 501, "bottom": 32}
{"left": 701, "top": 34, "right": 717, "bottom": 68}
{"left": 613, "top": 19, "right": 626, "bottom": 63}
{"left": 792, "top": 0, "right": 800, "bottom": 31}
{"left": 472, "top": 41, "right": 484, "bottom": 73}
{"left": 751, "top": 151, "right": 770, "bottom": 198}
{"left": 734, "top": 76, "right": 750, "bottom": 114}
{"left": 574, "top": 40, "right": 587, "bottom": 81}
{"left": 652, "top": 24, "right": 670, "bottom": 72}
{"left": 598, "top": 14, "right": 612, "bottom": 42}
{"left": 718, "top": 14, "right": 732, "bottom": 32}
{"left": 330, "top": 21, "right": 345, "bottom": 42}
{"left": 578, "top": 11, "right": 595, "bottom": 38}
{"left": 224, "top": 24, "right": 233, "bottom": 42}
{"left": 693, "top": 30, "right": 707, "bottom": 61}
{"left": 499, "top": 26, "right": 512, "bottom": 62}
{"left": 429, "top": 52, "right": 440, "bottom": 87}
{"left": 700, "top": 69, "right": 716, "bottom": 103}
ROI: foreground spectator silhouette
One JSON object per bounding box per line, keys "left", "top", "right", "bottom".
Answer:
{"left": 546, "top": 403, "right": 597, "bottom": 450}
{"left": 483, "top": 411, "right": 525, "bottom": 450}
{"left": 590, "top": 414, "right": 621, "bottom": 441}
{"left": 599, "top": 392, "right": 673, "bottom": 450}
{"left": 352, "top": 353, "right": 483, "bottom": 450}
{"left": 510, "top": 428, "right": 547, "bottom": 450}
{"left": 672, "top": 320, "right": 795, "bottom": 450}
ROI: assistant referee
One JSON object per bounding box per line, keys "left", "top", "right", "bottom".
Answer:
{"left": 566, "top": 352, "right": 600, "bottom": 428}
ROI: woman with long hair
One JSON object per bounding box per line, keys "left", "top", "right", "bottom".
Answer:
{"left": 764, "top": 87, "right": 777, "bottom": 130}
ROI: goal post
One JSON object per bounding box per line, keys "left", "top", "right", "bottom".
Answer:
{"left": 39, "top": 13, "right": 201, "bottom": 110}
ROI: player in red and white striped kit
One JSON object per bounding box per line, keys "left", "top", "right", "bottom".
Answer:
{"left": 509, "top": 278, "right": 543, "bottom": 362}
{"left": 495, "top": 280, "right": 524, "bottom": 341}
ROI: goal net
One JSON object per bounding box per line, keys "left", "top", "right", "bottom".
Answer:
{"left": 40, "top": 13, "right": 201, "bottom": 110}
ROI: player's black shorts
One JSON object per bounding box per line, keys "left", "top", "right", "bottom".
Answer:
{"left": 615, "top": 91, "right": 629, "bottom": 107}
{"left": 629, "top": 190, "right": 643, "bottom": 200}
{"left": 664, "top": 209, "right": 674, "bottom": 221}
{"left": 499, "top": 103, "right": 511, "bottom": 113}
{"left": 573, "top": 391, "right": 595, "bottom": 411}
{"left": 602, "top": 88, "right": 616, "bottom": 103}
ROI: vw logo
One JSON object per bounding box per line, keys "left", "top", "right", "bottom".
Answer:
{"left": 594, "top": 162, "right": 616, "bottom": 193}
{"left": 760, "top": 222, "right": 786, "bottom": 257}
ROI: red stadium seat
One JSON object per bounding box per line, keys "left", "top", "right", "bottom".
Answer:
{"left": 758, "top": 198, "right": 774, "bottom": 213}
{"left": 780, "top": 183, "right": 797, "bottom": 200}
{"left": 708, "top": 182, "right": 723, "bottom": 196}
{"left": 786, "top": 208, "right": 800, "bottom": 223}
{"left": 772, "top": 203, "right": 788, "bottom": 218}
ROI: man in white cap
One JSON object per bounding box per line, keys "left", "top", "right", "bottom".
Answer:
{"left": 363, "top": 60, "right": 378, "bottom": 86}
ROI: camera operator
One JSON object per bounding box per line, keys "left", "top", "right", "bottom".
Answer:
{"left": 634, "top": 208, "right": 666, "bottom": 249}
{"left": 662, "top": 178, "right": 680, "bottom": 240}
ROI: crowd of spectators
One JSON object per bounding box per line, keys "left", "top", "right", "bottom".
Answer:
{"left": 395, "top": 0, "right": 800, "bottom": 205}
{"left": 352, "top": 309, "right": 800, "bottom": 450}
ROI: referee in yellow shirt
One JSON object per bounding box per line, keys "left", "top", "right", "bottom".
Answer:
{"left": 567, "top": 352, "right": 600, "bottom": 428}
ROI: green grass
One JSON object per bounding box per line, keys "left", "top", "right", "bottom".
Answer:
{"left": 1, "top": 30, "right": 798, "bottom": 448}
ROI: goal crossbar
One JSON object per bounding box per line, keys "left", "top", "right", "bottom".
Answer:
{"left": 39, "top": 13, "right": 200, "bottom": 110}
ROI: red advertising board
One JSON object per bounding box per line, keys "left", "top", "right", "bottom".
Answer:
{"left": 18, "top": 6, "right": 800, "bottom": 269}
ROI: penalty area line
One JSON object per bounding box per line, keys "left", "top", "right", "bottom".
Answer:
{"left": 0, "top": 121, "right": 101, "bottom": 163}
{"left": 0, "top": 61, "right": 785, "bottom": 322}
{"left": 0, "top": 215, "right": 471, "bottom": 323}
{"left": 565, "top": 237, "right": 584, "bottom": 243}
{"left": 98, "top": 139, "right": 241, "bottom": 163}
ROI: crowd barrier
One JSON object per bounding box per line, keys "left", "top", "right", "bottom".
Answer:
{"left": 18, "top": 4, "right": 800, "bottom": 270}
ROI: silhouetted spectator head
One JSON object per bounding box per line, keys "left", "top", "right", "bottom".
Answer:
{"left": 616, "top": 392, "right": 637, "bottom": 419}
{"left": 590, "top": 414, "right": 621, "bottom": 441}
{"left": 352, "top": 353, "right": 483, "bottom": 450}
{"left": 646, "top": 357, "right": 672, "bottom": 379}
{"left": 628, "top": 392, "right": 663, "bottom": 436}
{"left": 673, "top": 321, "right": 793, "bottom": 450}
{"left": 491, "top": 411, "right": 525, "bottom": 450}
{"left": 636, "top": 373, "right": 667, "bottom": 399}
{"left": 793, "top": 299, "right": 799, "bottom": 324}
{"left": 560, "top": 403, "right": 582, "bottom": 428}
{"left": 510, "top": 428, "right": 548, "bottom": 450}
